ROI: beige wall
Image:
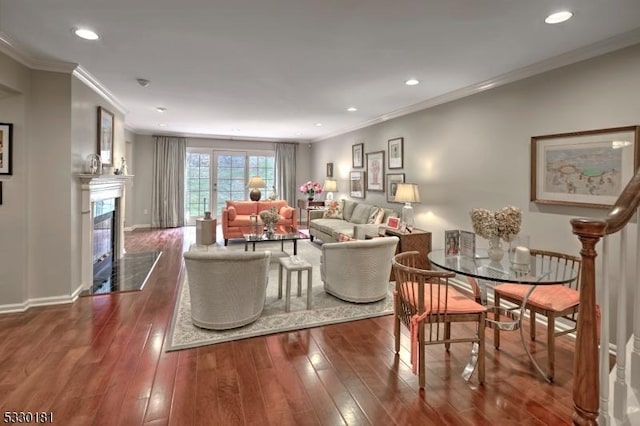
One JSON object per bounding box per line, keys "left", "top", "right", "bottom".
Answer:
{"left": 0, "top": 49, "right": 126, "bottom": 310}
{"left": 311, "top": 43, "right": 640, "bottom": 334}
{"left": 0, "top": 52, "right": 30, "bottom": 306}
{"left": 129, "top": 136, "right": 312, "bottom": 227}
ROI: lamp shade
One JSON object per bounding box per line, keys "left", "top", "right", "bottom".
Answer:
{"left": 247, "top": 176, "right": 265, "bottom": 188}
{"left": 394, "top": 183, "right": 421, "bottom": 203}
{"left": 322, "top": 179, "right": 338, "bottom": 192}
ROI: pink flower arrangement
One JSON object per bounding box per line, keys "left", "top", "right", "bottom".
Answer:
{"left": 299, "top": 181, "right": 323, "bottom": 197}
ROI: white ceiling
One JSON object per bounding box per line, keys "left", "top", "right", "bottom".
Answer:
{"left": 1, "top": 0, "right": 640, "bottom": 142}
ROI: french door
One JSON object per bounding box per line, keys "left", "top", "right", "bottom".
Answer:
{"left": 185, "top": 149, "right": 275, "bottom": 225}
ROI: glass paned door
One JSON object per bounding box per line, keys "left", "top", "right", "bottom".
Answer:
{"left": 215, "top": 151, "right": 247, "bottom": 217}
{"left": 186, "top": 151, "right": 211, "bottom": 225}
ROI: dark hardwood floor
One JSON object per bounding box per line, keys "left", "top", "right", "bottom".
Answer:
{"left": 0, "top": 228, "right": 577, "bottom": 425}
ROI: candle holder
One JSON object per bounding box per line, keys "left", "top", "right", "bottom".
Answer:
{"left": 509, "top": 234, "right": 531, "bottom": 272}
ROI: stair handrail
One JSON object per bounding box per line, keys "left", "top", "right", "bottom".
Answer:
{"left": 571, "top": 168, "right": 640, "bottom": 425}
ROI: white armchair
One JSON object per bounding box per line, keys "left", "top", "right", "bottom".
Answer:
{"left": 321, "top": 236, "right": 399, "bottom": 303}
{"left": 183, "top": 250, "right": 271, "bottom": 330}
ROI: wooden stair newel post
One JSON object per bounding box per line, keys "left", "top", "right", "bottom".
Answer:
{"left": 571, "top": 218, "right": 606, "bottom": 426}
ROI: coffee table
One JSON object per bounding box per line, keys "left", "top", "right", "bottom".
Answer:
{"left": 243, "top": 225, "right": 308, "bottom": 255}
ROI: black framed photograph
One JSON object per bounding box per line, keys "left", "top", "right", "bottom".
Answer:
{"left": 531, "top": 125, "right": 640, "bottom": 208}
{"left": 326, "top": 162, "right": 334, "bottom": 178}
{"left": 0, "top": 122, "right": 13, "bottom": 175}
{"left": 388, "top": 137, "right": 403, "bottom": 169}
{"left": 386, "top": 173, "right": 405, "bottom": 202}
{"left": 350, "top": 170, "right": 365, "bottom": 198}
{"left": 352, "top": 142, "right": 363, "bottom": 168}
{"left": 366, "top": 151, "right": 385, "bottom": 192}
{"left": 97, "top": 106, "right": 115, "bottom": 166}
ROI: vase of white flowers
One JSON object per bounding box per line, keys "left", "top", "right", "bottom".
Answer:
{"left": 470, "top": 206, "right": 522, "bottom": 261}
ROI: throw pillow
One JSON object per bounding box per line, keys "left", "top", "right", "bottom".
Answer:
{"left": 279, "top": 206, "right": 294, "bottom": 219}
{"left": 323, "top": 200, "right": 344, "bottom": 219}
{"left": 337, "top": 232, "right": 355, "bottom": 242}
{"left": 367, "top": 207, "right": 385, "bottom": 224}
{"left": 351, "top": 203, "right": 373, "bottom": 224}
{"left": 226, "top": 206, "right": 237, "bottom": 221}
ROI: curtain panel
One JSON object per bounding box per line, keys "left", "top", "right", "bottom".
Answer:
{"left": 151, "top": 136, "right": 186, "bottom": 228}
{"left": 275, "top": 142, "right": 297, "bottom": 206}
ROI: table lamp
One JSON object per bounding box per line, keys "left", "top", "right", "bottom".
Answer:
{"left": 323, "top": 179, "right": 338, "bottom": 201}
{"left": 247, "top": 176, "right": 265, "bottom": 201}
{"left": 394, "top": 183, "right": 420, "bottom": 228}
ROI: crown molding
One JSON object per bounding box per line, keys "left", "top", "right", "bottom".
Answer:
{"left": 131, "top": 127, "right": 303, "bottom": 143}
{"left": 313, "top": 27, "right": 640, "bottom": 142}
{"left": 0, "top": 31, "right": 127, "bottom": 115}
{"left": 0, "top": 32, "right": 76, "bottom": 73}
{"left": 72, "top": 66, "right": 127, "bottom": 115}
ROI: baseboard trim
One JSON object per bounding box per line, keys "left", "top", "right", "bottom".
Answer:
{"left": 0, "top": 285, "right": 83, "bottom": 314}
{"left": 125, "top": 224, "right": 152, "bottom": 231}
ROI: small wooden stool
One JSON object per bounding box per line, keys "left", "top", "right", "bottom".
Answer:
{"left": 278, "top": 256, "right": 313, "bottom": 312}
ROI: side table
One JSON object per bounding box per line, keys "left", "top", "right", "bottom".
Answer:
{"left": 278, "top": 256, "right": 313, "bottom": 312}
{"left": 384, "top": 227, "right": 432, "bottom": 278}
{"left": 297, "top": 199, "right": 326, "bottom": 228}
{"left": 196, "top": 218, "right": 217, "bottom": 245}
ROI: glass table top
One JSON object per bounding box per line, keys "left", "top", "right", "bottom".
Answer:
{"left": 428, "top": 249, "right": 578, "bottom": 285}
{"left": 242, "top": 225, "right": 308, "bottom": 242}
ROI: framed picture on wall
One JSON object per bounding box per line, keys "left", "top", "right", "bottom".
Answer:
{"left": 352, "top": 142, "right": 363, "bottom": 168}
{"left": 326, "top": 162, "right": 334, "bottom": 177}
{"left": 531, "top": 125, "right": 640, "bottom": 208}
{"left": 0, "top": 122, "right": 13, "bottom": 175}
{"left": 388, "top": 137, "right": 403, "bottom": 169}
{"left": 97, "top": 106, "right": 115, "bottom": 166}
{"left": 350, "top": 171, "right": 366, "bottom": 198}
{"left": 386, "top": 173, "right": 405, "bottom": 202}
{"left": 366, "top": 151, "right": 385, "bottom": 192}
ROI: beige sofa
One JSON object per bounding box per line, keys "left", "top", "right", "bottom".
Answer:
{"left": 309, "top": 199, "right": 398, "bottom": 243}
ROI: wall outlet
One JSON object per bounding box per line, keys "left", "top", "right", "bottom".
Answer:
{"left": 143, "top": 209, "right": 148, "bottom": 215}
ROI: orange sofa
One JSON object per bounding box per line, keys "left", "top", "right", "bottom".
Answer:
{"left": 221, "top": 200, "right": 297, "bottom": 245}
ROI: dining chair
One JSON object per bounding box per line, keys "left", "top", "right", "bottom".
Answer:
{"left": 391, "top": 251, "right": 487, "bottom": 389}
{"left": 493, "top": 249, "right": 581, "bottom": 381}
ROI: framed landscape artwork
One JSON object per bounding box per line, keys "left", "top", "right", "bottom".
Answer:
{"left": 0, "top": 122, "right": 13, "bottom": 175}
{"left": 98, "top": 106, "right": 115, "bottom": 166}
{"left": 352, "top": 143, "right": 363, "bottom": 168}
{"left": 350, "top": 171, "right": 365, "bottom": 198}
{"left": 386, "top": 173, "right": 405, "bottom": 203}
{"left": 531, "top": 125, "right": 640, "bottom": 208}
{"left": 388, "top": 137, "right": 403, "bottom": 169}
{"left": 366, "top": 151, "right": 385, "bottom": 192}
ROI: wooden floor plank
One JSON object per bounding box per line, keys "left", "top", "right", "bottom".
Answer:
{"left": 0, "top": 227, "right": 582, "bottom": 424}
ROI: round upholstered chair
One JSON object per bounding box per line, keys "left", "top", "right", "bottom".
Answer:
{"left": 183, "top": 250, "right": 271, "bottom": 330}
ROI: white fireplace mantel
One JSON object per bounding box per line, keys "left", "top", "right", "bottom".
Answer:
{"left": 77, "top": 173, "right": 134, "bottom": 290}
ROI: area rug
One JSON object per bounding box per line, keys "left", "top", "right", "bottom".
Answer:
{"left": 165, "top": 240, "right": 393, "bottom": 351}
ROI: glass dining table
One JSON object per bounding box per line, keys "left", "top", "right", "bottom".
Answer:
{"left": 427, "top": 249, "right": 579, "bottom": 382}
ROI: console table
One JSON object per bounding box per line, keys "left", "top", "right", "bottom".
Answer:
{"left": 297, "top": 199, "right": 325, "bottom": 228}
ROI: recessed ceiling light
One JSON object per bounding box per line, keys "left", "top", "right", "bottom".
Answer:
{"left": 158, "top": 123, "right": 167, "bottom": 127}
{"left": 545, "top": 11, "right": 573, "bottom": 24}
{"left": 347, "top": 107, "right": 358, "bottom": 112}
{"left": 405, "top": 79, "right": 420, "bottom": 86}
{"left": 73, "top": 28, "right": 100, "bottom": 40}
{"left": 315, "top": 123, "right": 323, "bottom": 127}
{"left": 156, "top": 107, "right": 166, "bottom": 113}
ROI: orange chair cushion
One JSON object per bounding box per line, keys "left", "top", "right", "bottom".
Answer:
{"left": 227, "top": 201, "right": 256, "bottom": 215}
{"left": 400, "top": 282, "right": 486, "bottom": 314}
{"left": 494, "top": 283, "right": 579, "bottom": 313}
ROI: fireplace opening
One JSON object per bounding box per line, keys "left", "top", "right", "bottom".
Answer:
{"left": 92, "top": 199, "right": 116, "bottom": 293}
